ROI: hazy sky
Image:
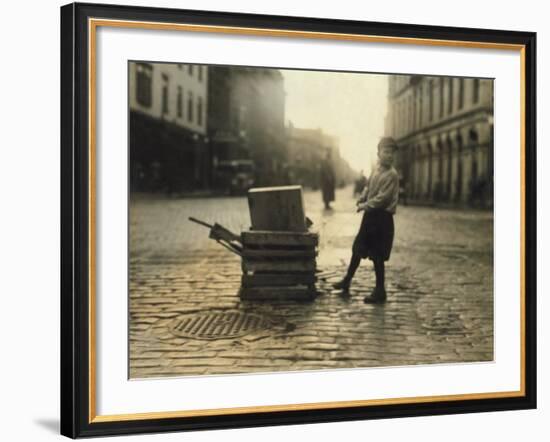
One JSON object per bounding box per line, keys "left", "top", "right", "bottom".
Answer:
{"left": 282, "top": 69, "right": 388, "bottom": 175}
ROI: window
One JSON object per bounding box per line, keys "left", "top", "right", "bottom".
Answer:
{"left": 177, "top": 86, "right": 183, "bottom": 118}
{"left": 198, "top": 66, "right": 203, "bottom": 82}
{"left": 448, "top": 78, "right": 454, "bottom": 115}
{"left": 197, "top": 96, "right": 203, "bottom": 126}
{"left": 439, "top": 77, "right": 444, "bottom": 119}
{"left": 458, "top": 78, "right": 464, "bottom": 109}
{"left": 136, "top": 63, "right": 152, "bottom": 107}
{"left": 161, "top": 74, "right": 169, "bottom": 115}
{"left": 188, "top": 65, "right": 193, "bottom": 76}
{"left": 428, "top": 80, "right": 434, "bottom": 121}
{"left": 413, "top": 89, "right": 417, "bottom": 131}
{"left": 409, "top": 95, "right": 413, "bottom": 133}
{"left": 418, "top": 85, "right": 423, "bottom": 128}
{"left": 187, "top": 91, "right": 194, "bottom": 123}
{"left": 473, "top": 78, "right": 480, "bottom": 103}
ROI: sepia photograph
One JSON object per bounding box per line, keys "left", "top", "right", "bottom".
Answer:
{"left": 128, "top": 62, "right": 494, "bottom": 379}
{"left": 56, "top": 1, "right": 538, "bottom": 438}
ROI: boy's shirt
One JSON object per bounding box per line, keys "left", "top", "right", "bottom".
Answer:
{"left": 360, "top": 165, "right": 399, "bottom": 214}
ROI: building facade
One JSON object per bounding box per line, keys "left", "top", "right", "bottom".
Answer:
{"left": 129, "top": 62, "right": 209, "bottom": 192}
{"left": 385, "top": 75, "right": 494, "bottom": 207}
{"left": 286, "top": 125, "right": 354, "bottom": 190}
{"left": 208, "top": 66, "right": 286, "bottom": 187}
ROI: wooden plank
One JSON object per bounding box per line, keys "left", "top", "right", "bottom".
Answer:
{"left": 242, "top": 230, "right": 319, "bottom": 247}
{"left": 242, "top": 248, "right": 317, "bottom": 259}
{"left": 247, "top": 186, "right": 307, "bottom": 232}
{"left": 239, "top": 286, "right": 316, "bottom": 301}
{"left": 242, "top": 259, "right": 316, "bottom": 273}
{"left": 242, "top": 273, "right": 316, "bottom": 287}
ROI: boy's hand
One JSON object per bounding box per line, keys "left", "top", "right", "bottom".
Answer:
{"left": 356, "top": 203, "right": 368, "bottom": 212}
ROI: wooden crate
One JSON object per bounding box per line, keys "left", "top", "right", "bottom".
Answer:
{"left": 242, "top": 248, "right": 317, "bottom": 259}
{"left": 241, "top": 230, "right": 319, "bottom": 247}
{"left": 239, "top": 285, "right": 316, "bottom": 301}
{"left": 247, "top": 186, "right": 307, "bottom": 232}
{"left": 238, "top": 228, "right": 318, "bottom": 302}
{"left": 242, "top": 258, "right": 316, "bottom": 273}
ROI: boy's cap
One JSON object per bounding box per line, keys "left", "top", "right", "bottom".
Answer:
{"left": 378, "top": 137, "right": 398, "bottom": 151}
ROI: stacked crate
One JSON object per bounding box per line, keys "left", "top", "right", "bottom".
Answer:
{"left": 239, "top": 186, "right": 318, "bottom": 301}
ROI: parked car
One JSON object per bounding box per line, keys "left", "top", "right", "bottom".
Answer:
{"left": 214, "top": 160, "right": 256, "bottom": 195}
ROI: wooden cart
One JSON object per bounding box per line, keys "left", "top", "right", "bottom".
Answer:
{"left": 190, "top": 185, "right": 318, "bottom": 301}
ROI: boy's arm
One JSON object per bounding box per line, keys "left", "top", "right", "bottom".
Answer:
{"left": 365, "top": 172, "right": 398, "bottom": 210}
{"left": 356, "top": 175, "right": 371, "bottom": 204}
{"left": 357, "top": 185, "right": 369, "bottom": 204}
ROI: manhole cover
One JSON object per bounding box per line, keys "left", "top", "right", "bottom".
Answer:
{"left": 169, "top": 311, "right": 273, "bottom": 340}
{"left": 422, "top": 313, "right": 464, "bottom": 335}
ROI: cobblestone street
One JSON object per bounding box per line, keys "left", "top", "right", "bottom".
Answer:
{"left": 129, "top": 187, "right": 493, "bottom": 378}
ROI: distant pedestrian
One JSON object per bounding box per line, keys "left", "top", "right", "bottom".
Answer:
{"left": 333, "top": 137, "right": 399, "bottom": 303}
{"left": 320, "top": 149, "right": 335, "bottom": 210}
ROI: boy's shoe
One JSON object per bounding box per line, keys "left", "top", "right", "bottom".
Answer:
{"left": 332, "top": 279, "right": 350, "bottom": 292}
{"left": 363, "top": 287, "right": 387, "bottom": 304}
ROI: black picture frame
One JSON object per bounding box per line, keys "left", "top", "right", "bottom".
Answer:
{"left": 61, "top": 2, "right": 537, "bottom": 438}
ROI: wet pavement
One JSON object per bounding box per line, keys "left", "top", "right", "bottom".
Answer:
{"left": 129, "top": 187, "right": 493, "bottom": 378}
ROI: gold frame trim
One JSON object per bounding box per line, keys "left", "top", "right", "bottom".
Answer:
{"left": 88, "top": 18, "right": 527, "bottom": 424}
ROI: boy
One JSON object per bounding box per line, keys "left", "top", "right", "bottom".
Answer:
{"left": 333, "top": 137, "right": 399, "bottom": 304}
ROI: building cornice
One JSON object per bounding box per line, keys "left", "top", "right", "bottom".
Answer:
{"left": 394, "top": 106, "right": 493, "bottom": 144}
